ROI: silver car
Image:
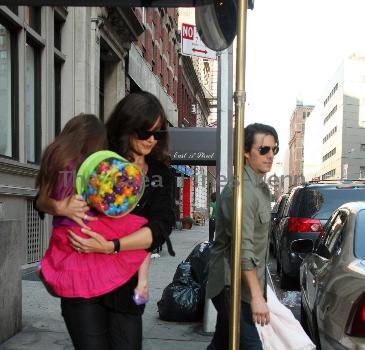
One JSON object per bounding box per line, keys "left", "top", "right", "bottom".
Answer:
{"left": 293, "top": 201, "right": 365, "bottom": 349}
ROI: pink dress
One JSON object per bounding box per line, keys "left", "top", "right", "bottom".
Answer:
{"left": 40, "top": 157, "right": 148, "bottom": 298}
{"left": 41, "top": 215, "right": 148, "bottom": 298}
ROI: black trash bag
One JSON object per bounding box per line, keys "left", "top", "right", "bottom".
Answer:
{"left": 173, "top": 260, "right": 192, "bottom": 281}
{"left": 157, "top": 278, "right": 204, "bottom": 322}
{"left": 186, "top": 241, "right": 212, "bottom": 287}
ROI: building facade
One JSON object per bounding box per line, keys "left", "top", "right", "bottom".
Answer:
{"left": 0, "top": 6, "right": 147, "bottom": 267}
{"left": 304, "top": 54, "right": 365, "bottom": 181}
{"left": 0, "top": 5, "right": 204, "bottom": 268}
{"left": 288, "top": 101, "right": 313, "bottom": 185}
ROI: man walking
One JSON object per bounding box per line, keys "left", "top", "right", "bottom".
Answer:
{"left": 206, "top": 123, "right": 279, "bottom": 349}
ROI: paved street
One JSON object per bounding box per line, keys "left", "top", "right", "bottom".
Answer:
{"left": 0, "top": 225, "right": 212, "bottom": 350}
{"left": 0, "top": 224, "right": 302, "bottom": 350}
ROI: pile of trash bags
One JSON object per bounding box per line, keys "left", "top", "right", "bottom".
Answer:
{"left": 157, "top": 241, "right": 212, "bottom": 322}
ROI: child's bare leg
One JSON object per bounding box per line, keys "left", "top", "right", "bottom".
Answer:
{"left": 134, "top": 253, "right": 150, "bottom": 301}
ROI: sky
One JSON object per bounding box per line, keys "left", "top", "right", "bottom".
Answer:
{"left": 244, "top": 0, "right": 365, "bottom": 161}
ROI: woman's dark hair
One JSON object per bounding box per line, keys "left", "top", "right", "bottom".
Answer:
{"left": 36, "top": 114, "right": 108, "bottom": 194}
{"left": 210, "top": 192, "right": 216, "bottom": 202}
{"left": 106, "top": 91, "right": 170, "bottom": 165}
{"left": 244, "top": 123, "right": 279, "bottom": 152}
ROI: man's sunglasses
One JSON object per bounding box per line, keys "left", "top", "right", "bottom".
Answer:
{"left": 136, "top": 130, "right": 167, "bottom": 141}
{"left": 258, "top": 145, "right": 279, "bottom": 155}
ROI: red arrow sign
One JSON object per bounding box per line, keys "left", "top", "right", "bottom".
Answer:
{"left": 192, "top": 48, "right": 207, "bottom": 54}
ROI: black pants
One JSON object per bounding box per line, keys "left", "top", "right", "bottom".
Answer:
{"left": 209, "top": 219, "right": 216, "bottom": 242}
{"left": 207, "top": 287, "right": 263, "bottom": 350}
{"left": 61, "top": 297, "right": 142, "bottom": 350}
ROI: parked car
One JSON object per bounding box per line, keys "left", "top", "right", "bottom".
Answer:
{"left": 275, "top": 181, "right": 365, "bottom": 289}
{"left": 270, "top": 193, "right": 289, "bottom": 257}
{"left": 294, "top": 202, "right": 365, "bottom": 349}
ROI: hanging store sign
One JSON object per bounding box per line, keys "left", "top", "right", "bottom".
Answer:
{"left": 169, "top": 127, "right": 216, "bottom": 165}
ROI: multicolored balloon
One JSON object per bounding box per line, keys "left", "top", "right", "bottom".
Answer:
{"left": 76, "top": 151, "right": 145, "bottom": 218}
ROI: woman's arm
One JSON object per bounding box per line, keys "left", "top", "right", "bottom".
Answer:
{"left": 143, "top": 168, "right": 175, "bottom": 255}
{"left": 67, "top": 164, "right": 175, "bottom": 255}
{"left": 67, "top": 226, "right": 153, "bottom": 254}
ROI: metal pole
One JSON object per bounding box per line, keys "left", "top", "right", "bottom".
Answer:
{"left": 229, "top": 0, "right": 247, "bottom": 349}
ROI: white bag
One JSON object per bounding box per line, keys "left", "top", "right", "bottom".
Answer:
{"left": 256, "top": 285, "right": 316, "bottom": 350}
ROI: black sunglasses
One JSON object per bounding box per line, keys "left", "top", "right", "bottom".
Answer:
{"left": 258, "top": 145, "right": 279, "bottom": 155}
{"left": 135, "top": 130, "right": 167, "bottom": 141}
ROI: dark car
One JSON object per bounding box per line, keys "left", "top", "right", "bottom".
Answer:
{"left": 270, "top": 193, "right": 289, "bottom": 257}
{"left": 275, "top": 181, "right": 365, "bottom": 289}
{"left": 294, "top": 202, "right": 365, "bottom": 349}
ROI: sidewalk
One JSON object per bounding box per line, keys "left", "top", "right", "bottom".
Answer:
{"left": 0, "top": 225, "right": 212, "bottom": 350}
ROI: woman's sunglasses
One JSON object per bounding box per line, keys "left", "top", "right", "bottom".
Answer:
{"left": 136, "top": 130, "right": 167, "bottom": 141}
{"left": 258, "top": 145, "right": 279, "bottom": 155}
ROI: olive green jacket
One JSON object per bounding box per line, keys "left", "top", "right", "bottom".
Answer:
{"left": 206, "top": 165, "right": 271, "bottom": 303}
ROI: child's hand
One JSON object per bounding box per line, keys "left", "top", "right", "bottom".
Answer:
{"left": 135, "top": 280, "right": 149, "bottom": 301}
{"left": 59, "top": 195, "right": 97, "bottom": 229}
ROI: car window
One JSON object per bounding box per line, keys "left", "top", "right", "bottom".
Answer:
{"left": 272, "top": 195, "right": 287, "bottom": 215}
{"left": 324, "top": 211, "right": 347, "bottom": 255}
{"left": 277, "top": 196, "right": 288, "bottom": 217}
{"left": 315, "top": 210, "right": 347, "bottom": 258}
{"left": 297, "top": 187, "right": 365, "bottom": 219}
{"left": 354, "top": 210, "right": 365, "bottom": 259}
{"left": 284, "top": 188, "right": 300, "bottom": 217}
{"left": 272, "top": 198, "right": 281, "bottom": 214}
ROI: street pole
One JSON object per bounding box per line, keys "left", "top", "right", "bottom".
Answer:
{"left": 203, "top": 44, "right": 234, "bottom": 334}
{"left": 230, "top": 0, "right": 247, "bottom": 349}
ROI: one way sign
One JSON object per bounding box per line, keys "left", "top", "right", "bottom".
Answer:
{"left": 181, "top": 23, "right": 217, "bottom": 60}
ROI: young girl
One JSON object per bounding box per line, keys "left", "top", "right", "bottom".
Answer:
{"left": 37, "top": 113, "right": 150, "bottom": 302}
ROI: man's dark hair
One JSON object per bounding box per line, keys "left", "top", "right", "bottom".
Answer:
{"left": 245, "top": 123, "right": 279, "bottom": 153}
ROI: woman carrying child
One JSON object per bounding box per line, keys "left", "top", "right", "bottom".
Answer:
{"left": 36, "top": 91, "right": 175, "bottom": 350}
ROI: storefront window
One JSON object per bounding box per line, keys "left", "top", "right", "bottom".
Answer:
{"left": 25, "top": 43, "right": 39, "bottom": 163}
{"left": 0, "top": 25, "right": 12, "bottom": 157}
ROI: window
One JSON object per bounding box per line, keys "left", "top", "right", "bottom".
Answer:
{"left": 0, "top": 24, "right": 14, "bottom": 158}
{"left": 25, "top": 42, "right": 41, "bottom": 163}
{"left": 7, "top": 6, "right": 18, "bottom": 14}
{"left": 323, "top": 105, "right": 337, "bottom": 125}
{"left": 167, "top": 69, "right": 170, "bottom": 94}
{"left": 355, "top": 210, "right": 365, "bottom": 259}
{"left": 322, "top": 169, "right": 336, "bottom": 180}
{"left": 151, "top": 22, "right": 155, "bottom": 69}
{"left": 54, "top": 14, "right": 64, "bottom": 51}
{"left": 323, "top": 147, "right": 336, "bottom": 162}
{"left": 323, "top": 211, "right": 347, "bottom": 256}
{"left": 141, "top": 7, "right": 146, "bottom": 24}
{"left": 323, "top": 83, "right": 338, "bottom": 107}
{"left": 54, "top": 60, "right": 62, "bottom": 136}
{"left": 24, "top": 7, "right": 41, "bottom": 34}
{"left": 166, "top": 44, "right": 170, "bottom": 66}
{"left": 54, "top": 9, "right": 66, "bottom": 135}
{"left": 361, "top": 144, "right": 365, "bottom": 152}
{"left": 360, "top": 167, "right": 365, "bottom": 179}
{"left": 99, "top": 60, "right": 105, "bottom": 122}
{"left": 323, "top": 126, "right": 337, "bottom": 144}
